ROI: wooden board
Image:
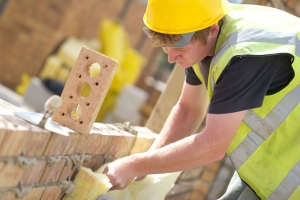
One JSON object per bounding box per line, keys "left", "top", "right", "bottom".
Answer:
{"left": 146, "top": 65, "right": 185, "bottom": 133}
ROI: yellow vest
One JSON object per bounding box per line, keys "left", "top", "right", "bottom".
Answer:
{"left": 193, "top": 4, "right": 300, "bottom": 199}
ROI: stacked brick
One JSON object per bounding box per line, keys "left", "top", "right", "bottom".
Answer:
{"left": 0, "top": 100, "right": 160, "bottom": 199}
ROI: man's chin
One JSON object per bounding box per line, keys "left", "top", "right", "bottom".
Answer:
{"left": 176, "top": 62, "right": 189, "bottom": 68}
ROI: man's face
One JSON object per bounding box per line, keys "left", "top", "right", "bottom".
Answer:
{"left": 162, "top": 25, "right": 218, "bottom": 68}
{"left": 162, "top": 39, "right": 213, "bottom": 68}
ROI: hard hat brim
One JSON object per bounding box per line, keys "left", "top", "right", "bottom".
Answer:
{"left": 143, "top": 27, "right": 195, "bottom": 48}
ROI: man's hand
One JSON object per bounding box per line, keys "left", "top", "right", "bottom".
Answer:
{"left": 103, "top": 157, "right": 138, "bottom": 190}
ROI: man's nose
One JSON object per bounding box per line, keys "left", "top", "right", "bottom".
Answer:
{"left": 163, "top": 47, "right": 176, "bottom": 63}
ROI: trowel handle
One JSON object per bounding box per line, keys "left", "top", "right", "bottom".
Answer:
{"left": 39, "top": 95, "right": 63, "bottom": 127}
{"left": 45, "top": 95, "right": 63, "bottom": 112}
{"left": 40, "top": 95, "right": 62, "bottom": 123}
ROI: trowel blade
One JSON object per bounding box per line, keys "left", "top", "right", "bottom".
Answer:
{"left": 14, "top": 111, "right": 68, "bottom": 136}
{"left": 14, "top": 111, "right": 42, "bottom": 125}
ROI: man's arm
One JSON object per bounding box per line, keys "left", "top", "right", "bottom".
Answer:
{"left": 149, "top": 82, "right": 209, "bottom": 150}
{"left": 105, "top": 110, "right": 246, "bottom": 190}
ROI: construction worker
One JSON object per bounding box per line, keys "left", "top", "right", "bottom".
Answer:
{"left": 104, "top": 0, "right": 300, "bottom": 199}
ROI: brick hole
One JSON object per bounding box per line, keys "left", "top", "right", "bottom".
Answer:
{"left": 86, "top": 56, "right": 89, "bottom": 59}
{"left": 80, "top": 83, "right": 91, "bottom": 98}
{"left": 70, "top": 95, "right": 73, "bottom": 99}
{"left": 86, "top": 103, "right": 90, "bottom": 106}
{"left": 71, "top": 104, "right": 82, "bottom": 120}
{"left": 61, "top": 113, "right": 65, "bottom": 116}
{"left": 89, "top": 63, "right": 101, "bottom": 77}
{"left": 78, "top": 74, "right": 82, "bottom": 78}
{"left": 104, "top": 64, "right": 108, "bottom": 68}
{"left": 80, "top": 121, "right": 83, "bottom": 124}
{"left": 95, "top": 82, "right": 99, "bottom": 86}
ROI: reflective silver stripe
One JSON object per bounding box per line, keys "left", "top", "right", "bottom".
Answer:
{"left": 213, "top": 29, "right": 300, "bottom": 67}
{"left": 230, "top": 84, "right": 300, "bottom": 169}
{"left": 267, "top": 161, "right": 300, "bottom": 200}
{"left": 230, "top": 131, "right": 263, "bottom": 169}
{"left": 210, "top": 29, "right": 300, "bottom": 92}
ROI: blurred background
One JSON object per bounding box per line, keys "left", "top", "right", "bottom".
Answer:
{"left": 0, "top": 0, "right": 299, "bottom": 128}
{"left": 0, "top": 0, "right": 174, "bottom": 127}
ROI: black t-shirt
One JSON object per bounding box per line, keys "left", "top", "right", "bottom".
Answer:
{"left": 185, "top": 55, "right": 294, "bottom": 114}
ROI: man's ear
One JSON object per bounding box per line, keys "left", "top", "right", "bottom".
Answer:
{"left": 209, "top": 24, "right": 220, "bottom": 38}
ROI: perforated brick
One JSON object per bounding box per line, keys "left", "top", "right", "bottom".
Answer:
{"left": 52, "top": 47, "right": 118, "bottom": 134}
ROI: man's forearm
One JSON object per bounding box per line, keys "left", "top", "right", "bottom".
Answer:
{"left": 150, "top": 102, "right": 206, "bottom": 150}
{"left": 128, "top": 111, "right": 247, "bottom": 176}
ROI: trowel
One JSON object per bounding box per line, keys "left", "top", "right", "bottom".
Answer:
{"left": 14, "top": 95, "right": 68, "bottom": 136}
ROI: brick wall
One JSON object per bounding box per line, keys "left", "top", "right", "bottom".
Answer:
{"left": 0, "top": 99, "right": 157, "bottom": 199}
{"left": 0, "top": 0, "right": 160, "bottom": 91}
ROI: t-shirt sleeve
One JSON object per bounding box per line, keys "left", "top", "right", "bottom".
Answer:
{"left": 185, "top": 67, "right": 202, "bottom": 85}
{"left": 208, "top": 55, "right": 293, "bottom": 114}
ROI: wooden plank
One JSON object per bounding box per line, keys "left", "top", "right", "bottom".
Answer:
{"left": 145, "top": 65, "right": 185, "bottom": 133}
{"left": 52, "top": 47, "right": 119, "bottom": 134}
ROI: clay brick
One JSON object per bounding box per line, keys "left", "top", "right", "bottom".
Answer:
{"left": 285, "top": 0, "right": 300, "bottom": 8}
{"left": 52, "top": 47, "right": 119, "bottom": 134}
{"left": 97, "top": 124, "right": 136, "bottom": 156}
{"left": 0, "top": 116, "right": 28, "bottom": 156}
{"left": 190, "top": 189, "right": 207, "bottom": 200}
{"left": 81, "top": 133, "right": 103, "bottom": 155}
{"left": 43, "top": 133, "right": 69, "bottom": 156}
{"left": 200, "top": 168, "right": 216, "bottom": 183}
{"left": 0, "top": 162, "right": 25, "bottom": 188}
{"left": 166, "top": 190, "right": 192, "bottom": 200}
{"left": 93, "top": 133, "right": 114, "bottom": 155}
{"left": 167, "top": 184, "right": 194, "bottom": 197}
{"left": 63, "top": 132, "right": 83, "bottom": 155}
{"left": 130, "top": 126, "right": 157, "bottom": 154}
{"left": 81, "top": 156, "right": 97, "bottom": 169}
{"left": 1, "top": 187, "right": 45, "bottom": 200}
{"left": 0, "top": 121, "right": 6, "bottom": 147}
{"left": 58, "top": 158, "right": 75, "bottom": 181}
{"left": 90, "top": 156, "right": 105, "bottom": 171}
{"left": 23, "top": 128, "right": 51, "bottom": 156}
{"left": 40, "top": 159, "right": 66, "bottom": 183}
{"left": 40, "top": 185, "right": 63, "bottom": 200}
{"left": 179, "top": 167, "right": 204, "bottom": 181}
{"left": 194, "top": 182, "right": 210, "bottom": 194}
{"left": 21, "top": 160, "right": 47, "bottom": 185}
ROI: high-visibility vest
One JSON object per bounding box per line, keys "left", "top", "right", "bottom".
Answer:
{"left": 193, "top": 4, "right": 300, "bottom": 199}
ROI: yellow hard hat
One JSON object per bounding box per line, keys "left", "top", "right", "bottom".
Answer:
{"left": 143, "top": 0, "right": 231, "bottom": 34}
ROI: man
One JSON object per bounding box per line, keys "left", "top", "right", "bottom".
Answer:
{"left": 104, "top": 0, "right": 300, "bottom": 199}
